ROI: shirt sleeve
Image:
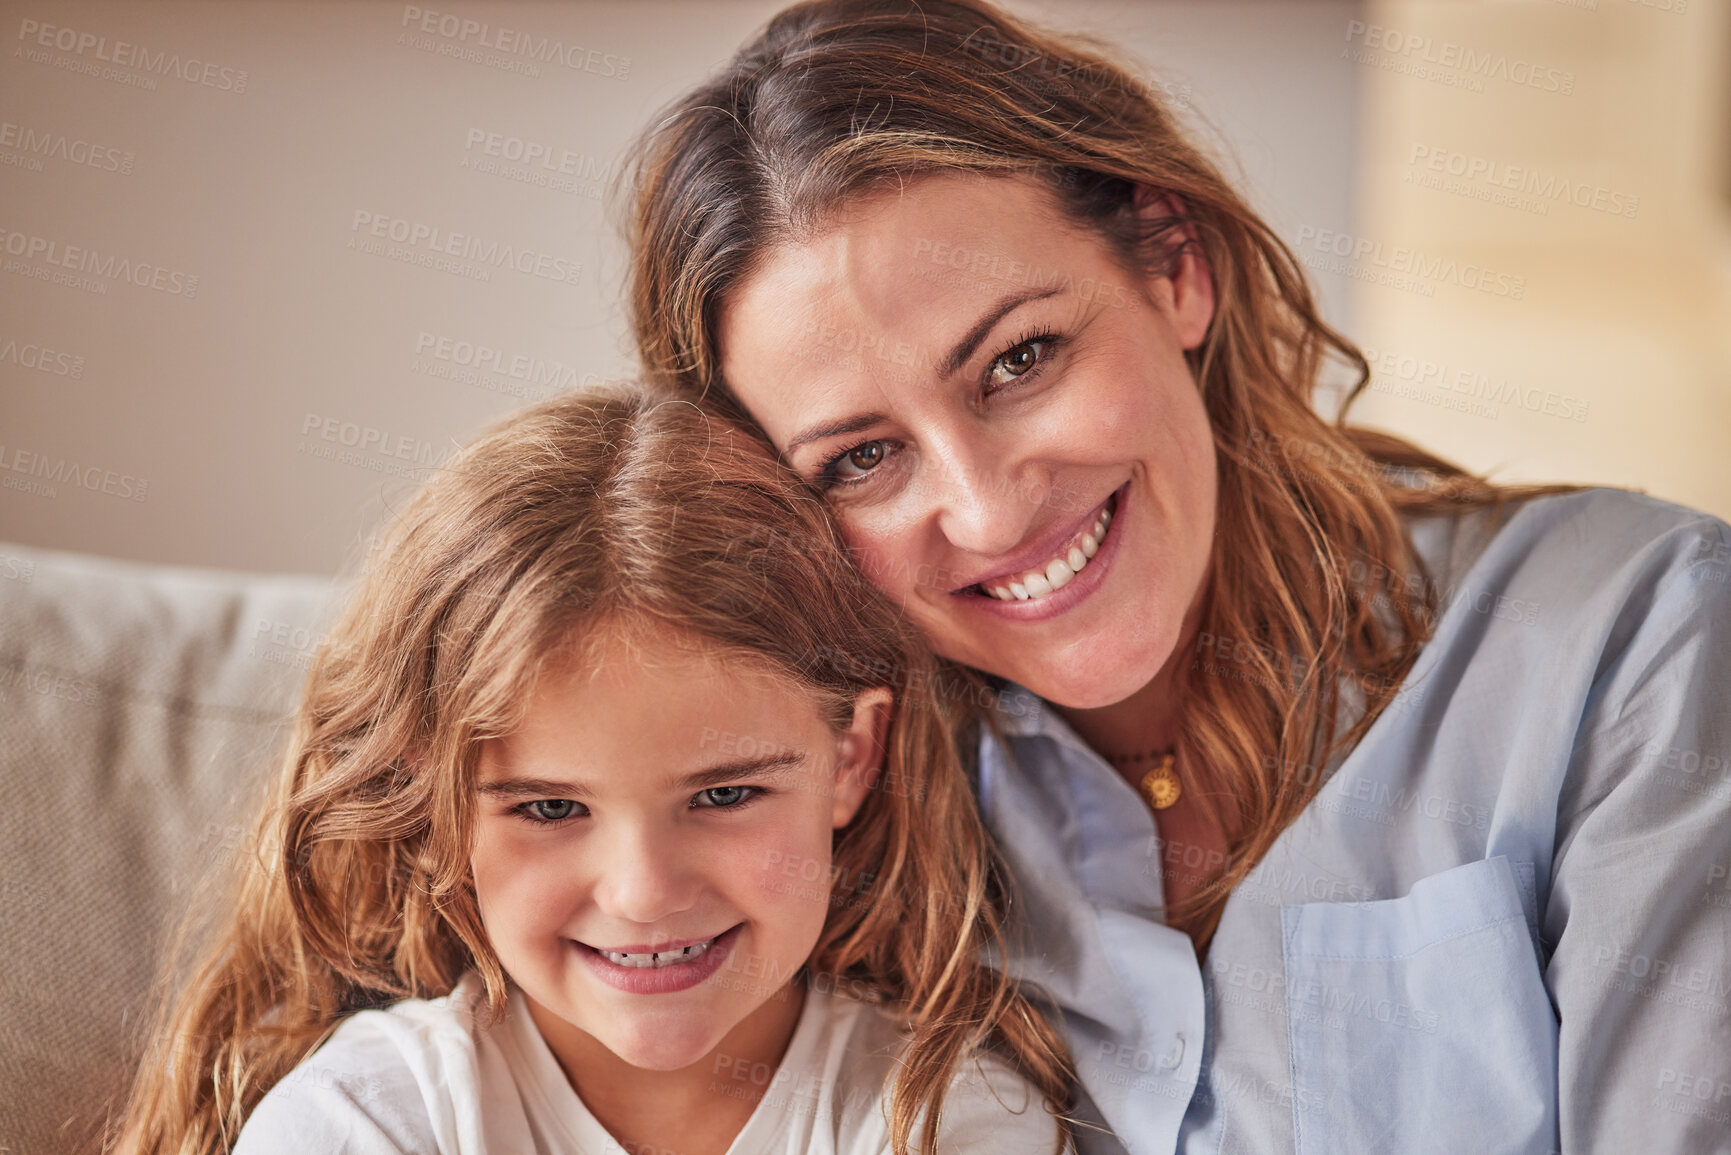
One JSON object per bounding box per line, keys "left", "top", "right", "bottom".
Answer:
{"left": 1545, "top": 518, "right": 1731, "bottom": 1151}
{"left": 924, "top": 1052, "right": 1071, "bottom": 1155}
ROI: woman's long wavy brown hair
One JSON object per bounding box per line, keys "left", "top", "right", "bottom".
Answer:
{"left": 112, "top": 387, "right": 1072, "bottom": 1155}
{"left": 622, "top": 0, "right": 1575, "bottom": 947}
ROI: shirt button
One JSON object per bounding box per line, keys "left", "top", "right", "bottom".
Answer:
{"left": 1161, "top": 1033, "right": 1186, "bottom": 1070}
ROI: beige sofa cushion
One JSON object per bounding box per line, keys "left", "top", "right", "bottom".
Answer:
{"left": 0, "top": 542, "right": 340, "bottom": 1153}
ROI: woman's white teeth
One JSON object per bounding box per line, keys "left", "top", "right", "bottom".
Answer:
{"left": 986, "top": 503, "right": 1114, "bottom": 602}
{"left": 603, "top": 939, "right": 713, "bottom": 968}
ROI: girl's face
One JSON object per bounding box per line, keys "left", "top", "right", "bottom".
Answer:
{"left": 470, "top": 628, "right": 887, "bottom": 1074}
{"left": 718, "top": 172, "right": 1218, "bottom": 710}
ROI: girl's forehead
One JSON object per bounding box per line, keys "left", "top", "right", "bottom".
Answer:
{"left": 530, "top": 620, "right": 836, "bottom": 732}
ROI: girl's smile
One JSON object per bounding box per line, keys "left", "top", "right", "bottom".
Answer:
{"left": 575, "top": 924, "right": 742, "bottom": 994}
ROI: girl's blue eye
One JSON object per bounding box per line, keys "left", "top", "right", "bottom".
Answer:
{"left": 526, "top": 799, "right": 581, "bottom": 822}
{"left": 693, "top": 785, "right": 755, "bottom": 809}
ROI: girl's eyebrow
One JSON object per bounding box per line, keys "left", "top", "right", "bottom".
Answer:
{"left": 474, "top": 753, "right": 808, "bottom": 800}
{"left": 677, "top": 752, "right": 807, "bottom": 792}
{"left": 475, "top": 776, "right": 594, "bottom": 801}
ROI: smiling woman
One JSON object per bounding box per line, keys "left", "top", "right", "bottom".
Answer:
{"left": 623, "top": 1, "right": 1731, "bottom": 1152}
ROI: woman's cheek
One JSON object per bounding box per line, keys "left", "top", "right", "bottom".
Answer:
{"left": 836, "top": 515, "right": 919, "bottom": 602}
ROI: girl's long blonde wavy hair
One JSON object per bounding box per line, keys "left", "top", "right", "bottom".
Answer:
{"left": 113, "top": 387, "right": 1072, "bottom": 1155}
{"left": 623, "top": 0, "right": 1576, "bottom": 947}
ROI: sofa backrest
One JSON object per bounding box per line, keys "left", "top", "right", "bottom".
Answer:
{"left": 0, "top": 542, "right": 341, "bottom": 1154}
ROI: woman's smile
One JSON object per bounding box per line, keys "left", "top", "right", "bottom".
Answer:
{"left": 953, "top": 485, "right": 1126, "bottom": 625}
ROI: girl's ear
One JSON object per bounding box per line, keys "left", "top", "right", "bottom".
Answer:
{"left": 830, "top": 687, "right": 893, "bottom": 829}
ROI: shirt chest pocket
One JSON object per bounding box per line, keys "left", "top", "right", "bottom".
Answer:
{"left": 1281, "top": 855, "right": 1559, "bottom": 1155}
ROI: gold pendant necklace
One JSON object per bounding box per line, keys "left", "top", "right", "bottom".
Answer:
{"left": 1106, "top": 747, "right": 1182, "bottom": 810}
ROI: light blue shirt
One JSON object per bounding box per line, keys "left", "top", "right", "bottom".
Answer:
{"left": 978, "top": 489, "right": 1731, "bottom": 1155}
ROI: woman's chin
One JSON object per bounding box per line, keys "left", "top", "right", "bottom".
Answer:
{"left": 1002, "top": 650, "right": 1173, "bottom": 712}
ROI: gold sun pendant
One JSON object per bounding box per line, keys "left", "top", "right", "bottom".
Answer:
{"left": 1140, "top": 752, "right": 1182, "bottom": 810}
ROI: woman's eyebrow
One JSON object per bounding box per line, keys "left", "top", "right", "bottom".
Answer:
{"left": 937, "top": 286, "right": 1062, "bottom": 377}
{"left": 786, "top": 412, "right": 887, "bottom": 456}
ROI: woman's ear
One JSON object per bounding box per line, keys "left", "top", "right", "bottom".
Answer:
{"left": 1132, "top": 184, "right": 1215, "bottom": 351}
{"left": 830, "top": 687, "right": 894, "bottom": 829}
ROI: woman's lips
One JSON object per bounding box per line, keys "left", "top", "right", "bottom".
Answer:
{"left": 956, "top": 483, "right": 1128, "bottom": 623}
{"left": 978, "top": 493, "right": 1116, "bottom": 601}
{"left": 577, "top": 924, "right": 741, "bottom": 995}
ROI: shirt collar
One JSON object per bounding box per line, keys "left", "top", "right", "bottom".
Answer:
{"left": 991, "top": 681, "right": 1107, "bottom": 762}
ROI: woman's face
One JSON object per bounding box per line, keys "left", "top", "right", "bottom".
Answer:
{"left": 718, "top": 173, "right": 1218, "bottom": 709}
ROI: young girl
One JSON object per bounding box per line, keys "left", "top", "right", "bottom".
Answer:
{"left": 113, "top": 387, "right": 1073, "bottom": 1155}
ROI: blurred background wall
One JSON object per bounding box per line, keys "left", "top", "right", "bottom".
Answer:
{"left": 0, "top": 0, "right": 1725, "bottom": 576}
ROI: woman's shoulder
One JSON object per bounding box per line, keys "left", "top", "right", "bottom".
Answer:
{"left": 232, "top": 976, "right": 490, "bottom": 1155}
{"left": 1410, "top": 486, "right": 1728, "bottom": 598}
{"left": 805, "top": 988, "right": 1064, "bottom": 1154}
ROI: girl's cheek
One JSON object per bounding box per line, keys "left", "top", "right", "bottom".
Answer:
{"left": 739, "top": 815, "right": 840, "bottom": 910}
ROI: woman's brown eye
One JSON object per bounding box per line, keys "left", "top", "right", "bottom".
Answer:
{"left": 989, "top": 339, "right": 1047, "bottom": 387}
{"left": 846, "top": 443, "right": 884, "bottom": 472}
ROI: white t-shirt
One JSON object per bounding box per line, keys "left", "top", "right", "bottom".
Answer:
{"left": 233, "top": 973, "right": 1065, "bottom": 1154}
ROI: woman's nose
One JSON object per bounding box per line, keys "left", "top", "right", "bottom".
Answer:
{"left": 919, "top": 434, "right": 1043, "bottom": 558}
{"left": 591, "top": 823, "right": 700, "bottom": 925}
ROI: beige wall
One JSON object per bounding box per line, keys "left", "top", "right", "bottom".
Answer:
{"left": 1338, "top": 0, "right": 1731, "bottom": 518}
{"left": 0, "top": 0, "right": 1503, "bottom": 576}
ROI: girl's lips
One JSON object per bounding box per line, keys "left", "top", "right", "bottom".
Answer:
{"left": 957, "top": 482, "right": 1128, "bottom": 624}
{"left": 577, "top": 924, "right": 742, "bottom": 995}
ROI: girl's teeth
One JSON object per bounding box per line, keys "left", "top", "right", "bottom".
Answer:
{"left": 983, "top": 500, "right": 1116, "bottom": 603}
{"left": 603, "top": 940, "right": 713, "bottom": 969}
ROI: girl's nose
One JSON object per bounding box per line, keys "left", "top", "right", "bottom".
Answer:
{"left": 591, "top": 824, "right": 700, "bottom": 925}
